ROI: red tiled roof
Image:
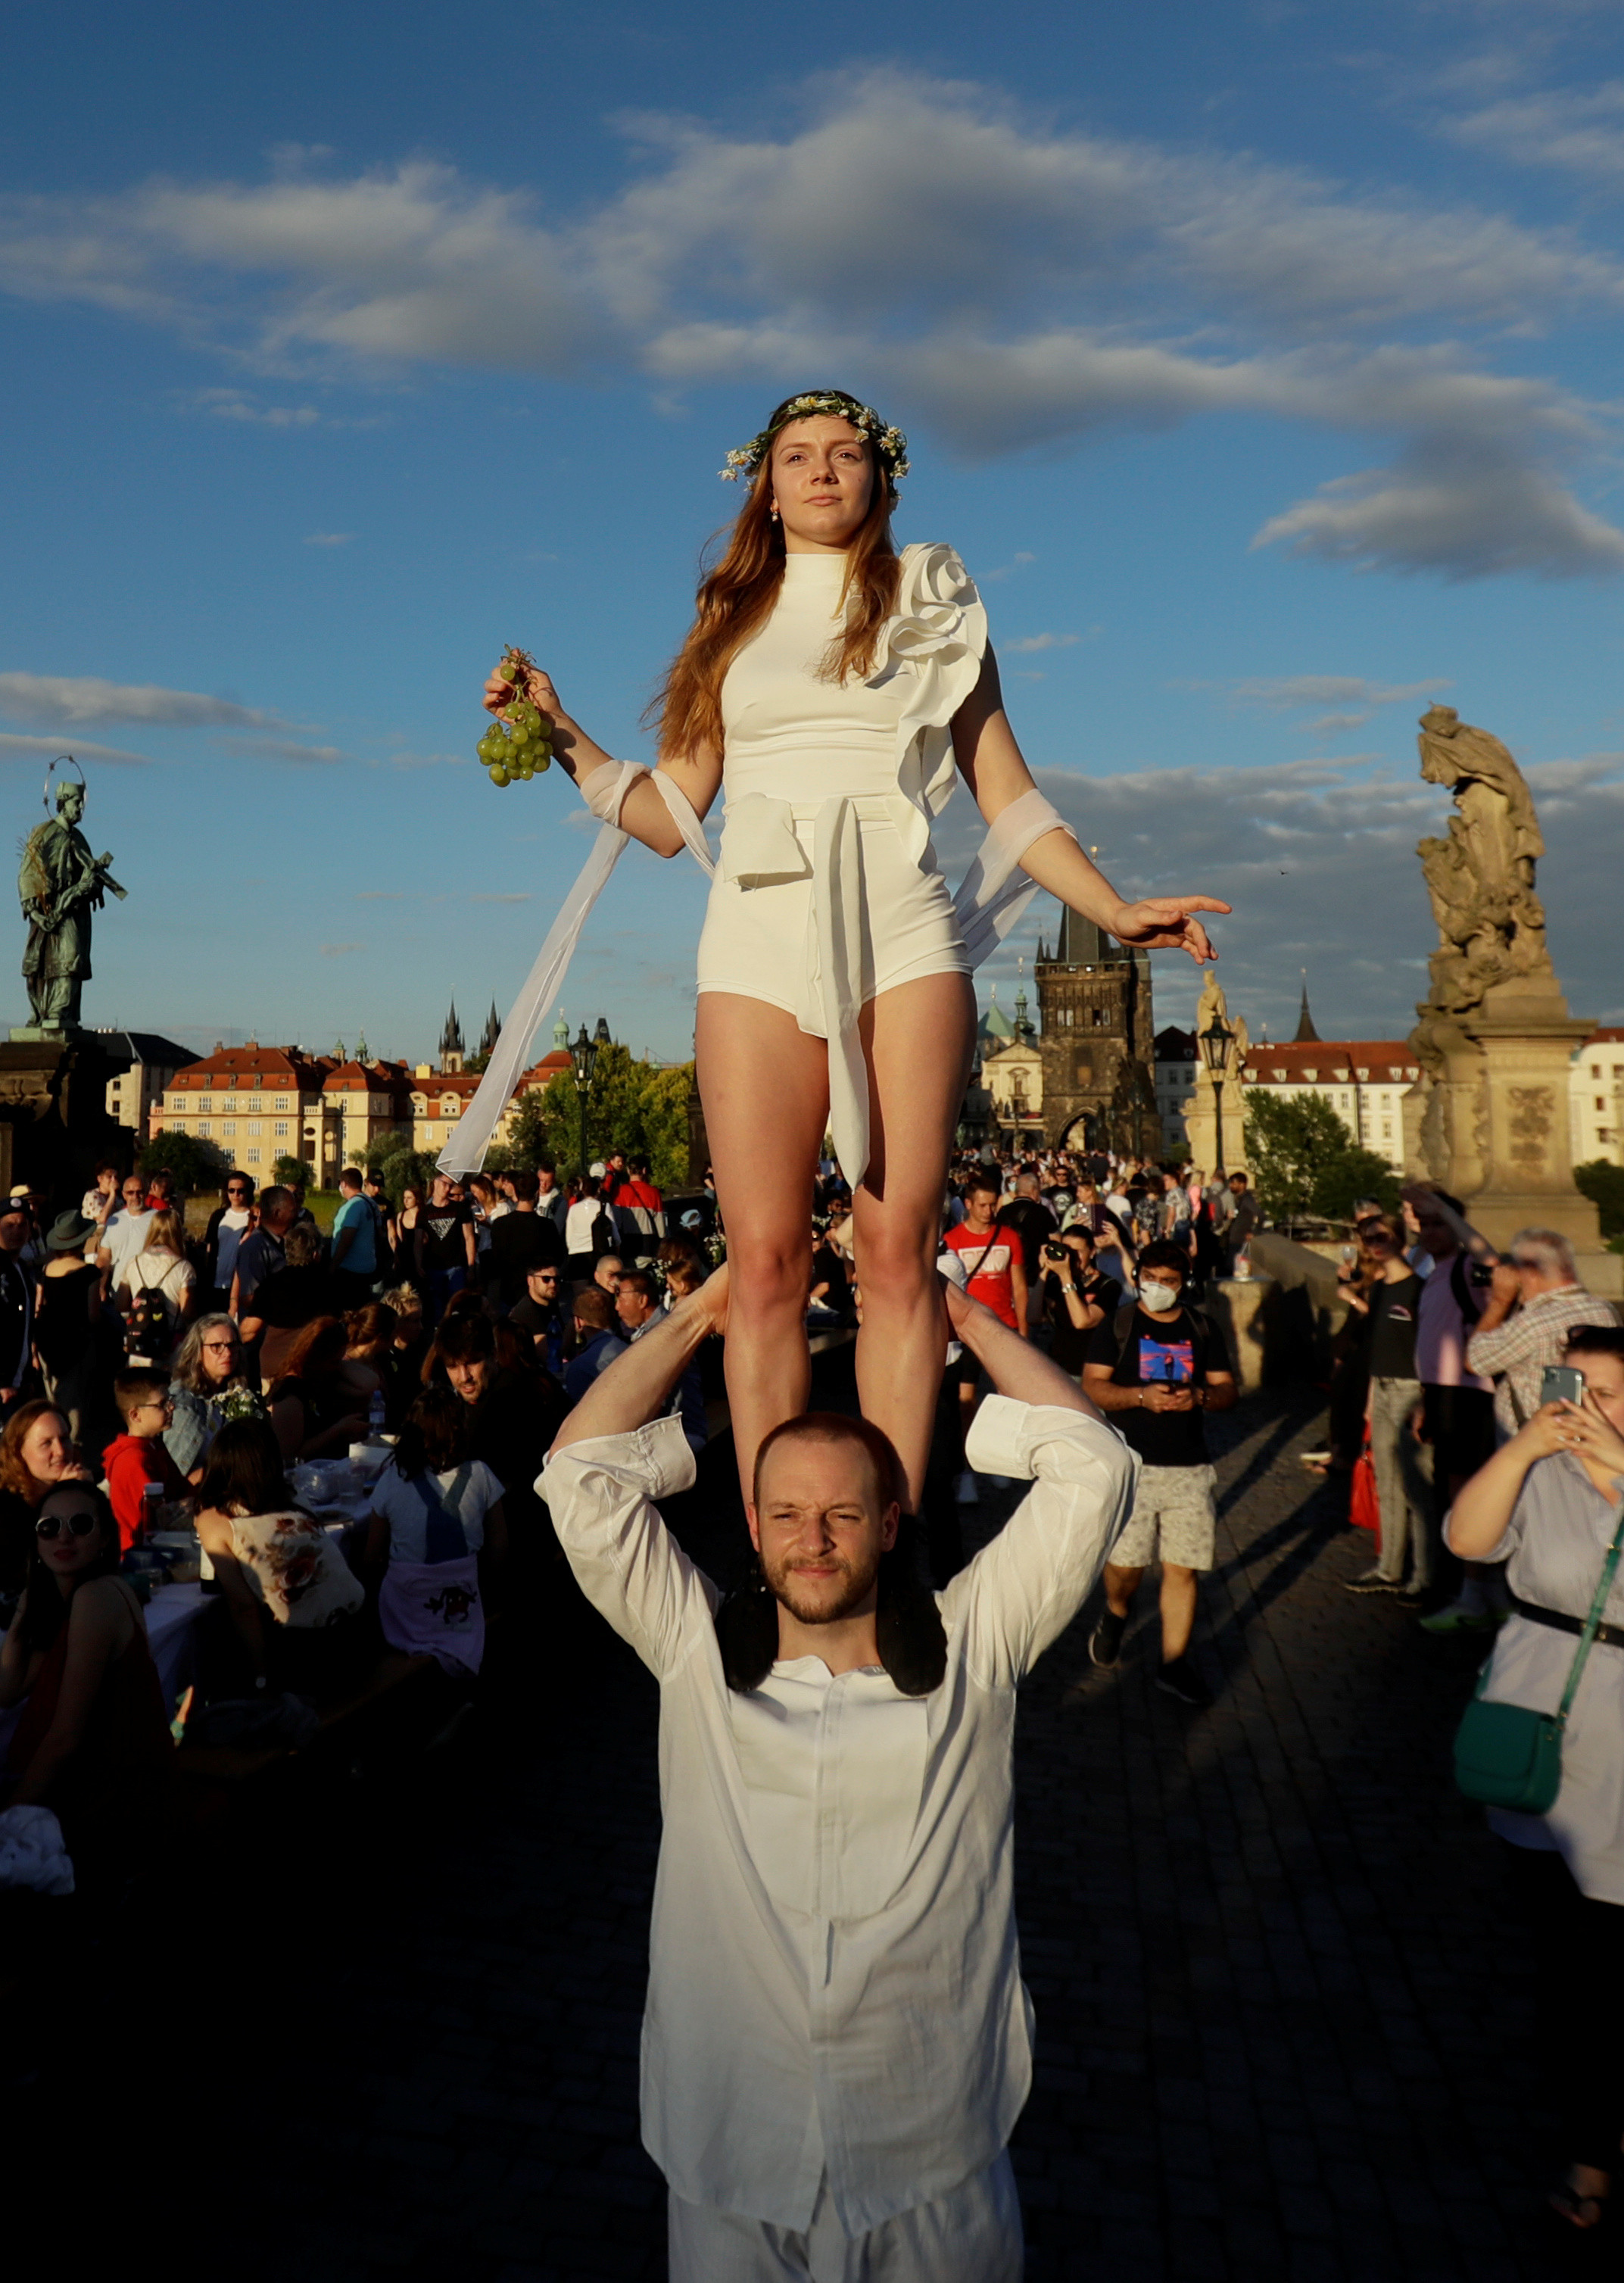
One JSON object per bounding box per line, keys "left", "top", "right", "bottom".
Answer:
{"left": 1243, "top": 1040, "right": 1420, "bottom": 1084}
{"left": 170, "top": 1043, "right": 329, "bottom": 1091}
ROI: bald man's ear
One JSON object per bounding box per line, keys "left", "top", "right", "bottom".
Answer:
{"left": 881, "top": 1502, "right": 901, "bottom": 1553}
{"left": 744, "top": 1503, "right": 761, "bottom": 1552}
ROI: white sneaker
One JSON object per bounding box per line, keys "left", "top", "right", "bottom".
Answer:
{"left": 954, "top": 1471, "right": 980, "bottom": 1505}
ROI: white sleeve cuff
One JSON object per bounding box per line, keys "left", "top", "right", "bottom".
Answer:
{"left": 965, "top": 1396, "right": 1121, "bottom": 1480}
{"left": 539, "top": 1411, "right": 697, "bottom": 1507}
{"left": 980, "top": 789, "right": 1077, "bottom": 900}
{"left": 578, "top": 759, "right": 649, "bottom": 825}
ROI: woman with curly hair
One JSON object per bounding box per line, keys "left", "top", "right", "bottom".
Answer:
{"left": 460, "top": 391, "right": 1227, "bottom": 1502}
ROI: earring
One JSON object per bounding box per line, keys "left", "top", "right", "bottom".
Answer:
{"left": 769, "top": 504, "right": 780, "bottom": 522}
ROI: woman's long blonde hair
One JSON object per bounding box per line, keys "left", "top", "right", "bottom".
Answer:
{"left": 142, "top": 1207, "right": 187, "bottom": 1260}
{"left": 651, "top": 395, "right": 900, "bottom": 761}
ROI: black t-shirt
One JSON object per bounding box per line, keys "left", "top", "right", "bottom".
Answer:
{"left": 416, "top": 1201, "right": 473, "bottom": 1277}
{"left": 1043, "top": 1268, "right": 1123, "bottom": 1374}
{"left": 1084, "top": 1303, "right": 1214, "bottom": 1467}
{"left": 996, "top": 1197, "right": 1056, "bottom": 1283}
{"left": 487, "top": 1209, "right": 564, "bottom": 1305}
{"left": 251, "top": 1263, "right": 344, "bottom": 1330}
{"left": 1366, "top": 1272, "right": 1423, "bottom": 1380}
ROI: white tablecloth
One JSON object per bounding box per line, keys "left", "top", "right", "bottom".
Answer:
{"left": 143, "top": 1581, "right": 210, "bottom": 1708}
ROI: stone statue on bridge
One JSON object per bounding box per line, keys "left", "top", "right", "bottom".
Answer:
{"left": 18, "top": 769, "right": 125, "bottom": 1034}
{"left": 1414, "top": 704, "right": 1555, "bottom": 1035}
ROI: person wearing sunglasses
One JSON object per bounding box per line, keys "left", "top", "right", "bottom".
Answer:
{"left": 0, "top": 1402, "right": 90, "bottom": 1629}
{"left": 0, "top": 1483, "right": 173, "bottom": 1876}
{"left": 204, "top": 1171, "right": 257, "bottom": 1312}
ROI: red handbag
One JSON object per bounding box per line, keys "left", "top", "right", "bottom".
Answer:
{"left": 1349, "top": 1433, "right": 1380, "bottom": 1538}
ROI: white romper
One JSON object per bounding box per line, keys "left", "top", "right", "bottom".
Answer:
{"left": 440, "top": 542, "right": 1073, "bottom": 1189}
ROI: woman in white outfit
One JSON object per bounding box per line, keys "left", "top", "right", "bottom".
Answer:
{"left": 484, "top": 391, "right": 1227, "bottom": 1502}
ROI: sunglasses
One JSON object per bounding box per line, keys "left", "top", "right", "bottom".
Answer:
{"left": 36, "top": 1511, "right": 101, "bottom": 1540}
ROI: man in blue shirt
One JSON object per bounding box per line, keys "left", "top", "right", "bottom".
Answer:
{"left": 331, "top": 1167, "right": 379, "bottom": 1307}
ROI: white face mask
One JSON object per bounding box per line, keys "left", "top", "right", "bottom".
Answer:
{"left": 1137, "top": 1279, "right": 1180, "bottom": 1313}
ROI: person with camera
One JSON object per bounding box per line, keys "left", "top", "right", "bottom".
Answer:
{"left": 1445, "top": 1324, "right": 1624, "bottom": 2232}
{"left": 1040, "top": 1228, "right": 1121, "bottom": 1383}
{"left": 1081, "top": 1239, "right": 1236, "bottom": 1705}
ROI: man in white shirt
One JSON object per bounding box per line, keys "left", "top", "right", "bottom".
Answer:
{"left": 95, "top": 1171, "right": 154, "bottom": 1293}
{"left": 541, "top": 1266, "right": 1137, "bottom": 2281}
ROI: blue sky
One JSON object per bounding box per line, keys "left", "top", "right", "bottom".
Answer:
{"left": 4, "top": 0, "right": 1623, "bottom": 1068}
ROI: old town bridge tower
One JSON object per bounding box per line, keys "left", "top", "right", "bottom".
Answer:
{"left": 1034, "top": 908, "right": 1161, "bottom": 1156}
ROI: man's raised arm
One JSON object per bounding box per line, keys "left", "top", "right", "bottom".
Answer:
{"left": 943, "top": 1277, "right": 1107, "bottom": 1421}
{"left": 551, "top": 1266, "right": 729, "bottom": 1453}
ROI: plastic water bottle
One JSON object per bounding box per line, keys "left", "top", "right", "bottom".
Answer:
{"left": 140, "top": 1480, "right": 164, "bottom": 1549}
{"left": 368, "top": 1390, "right": 386, "bottom": 1439}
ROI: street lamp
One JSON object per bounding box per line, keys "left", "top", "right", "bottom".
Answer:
{"left": 569, "top": 1018, "right": 603, "bottom": 1175}
{"left": 1199, "top": 1009, "right": 1234, "bottom": 1177}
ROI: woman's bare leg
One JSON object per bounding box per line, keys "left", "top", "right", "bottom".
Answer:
{"left": 696, "top": 993, "right": 830, "bottom": 1502}
{"left": 850, "top": 972, "right": 977, "bottom": 1509}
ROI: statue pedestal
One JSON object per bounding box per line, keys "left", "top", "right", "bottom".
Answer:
{"left": 1415, "top": 981, "right": 1621, "bottom": 1299}
{"left": 0, "top": 1035, "right": 127, "bottom": 1203}
{"left": 1182, "top": 1069, "right": 1248, "bottom": 1177}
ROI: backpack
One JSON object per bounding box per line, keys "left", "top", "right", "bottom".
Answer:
{"left": 125, "top": 1261, "right": 174, "bottom": 1361}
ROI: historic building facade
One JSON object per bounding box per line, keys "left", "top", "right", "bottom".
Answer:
{"left": 1033, "top": 911, "right": 1159, "bottom": 1155}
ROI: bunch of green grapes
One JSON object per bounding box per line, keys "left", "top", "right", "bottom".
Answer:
{"left": 477, "top": 646, "right": 553, "bottom": 788}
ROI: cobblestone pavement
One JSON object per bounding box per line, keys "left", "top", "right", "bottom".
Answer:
{"left": 204, "top": 1393, "right": 1609, "bottom": 2282}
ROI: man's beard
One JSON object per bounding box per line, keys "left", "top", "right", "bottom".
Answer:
{"left": 762, "top": 1543, "right": 882, "bottom": 1626}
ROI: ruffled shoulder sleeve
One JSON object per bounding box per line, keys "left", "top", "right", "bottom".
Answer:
{"left": 870, "top": 542, "right": 989, "bottom": 826}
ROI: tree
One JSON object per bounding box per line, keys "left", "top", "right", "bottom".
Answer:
{"left": 1576, "top": 1159, "right": 1624, "bottom": 1243}
{"left": 139, "top": 1129, "right": 228, "bottom": 1193}
{"left": 1242, "top": 1093, "right": 1398, "bottom": 1225}
{"left": 271, "top": 1152, "right": 307, "bottom": 1189}
{"left": 503, "top": 1044, "right": 693, "bottom": 1187}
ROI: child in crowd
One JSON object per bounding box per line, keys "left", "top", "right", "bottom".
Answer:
{"left": 101, "top": 1370, "right": 191, "bottom": 1548}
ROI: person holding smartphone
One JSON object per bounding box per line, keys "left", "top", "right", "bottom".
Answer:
{"left": 1445, "top": 1324, "right": 1624, "bottom": 2233}
{"left": 1081, "top": 1239, "right": 1236, "bottom": 1704}
{"left": 1465, "top": 1227, "right": 1617, "bottom": 1444}
{"left": 1040, "top": 1229, "right": 1121, "bottom": 1382}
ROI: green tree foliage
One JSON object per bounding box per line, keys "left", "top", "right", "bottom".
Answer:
{"left": 139, "top": 1129, "right": 228, "bottom": 1193}
{"left": 1575, "top": 1159, "right": 1624, "bottom": 1242}
{"left": 503, "top": 1045, "right": 693, "bottom": 1187}
{"left": 271, "top": 1153, "right": 307, "bottom": 1189}
{"left": 360, "top": 1127, "right": 438, "bottom": 1208}
{"left": 1242, "top": 1092, "right": 1399, "bottom": 1224}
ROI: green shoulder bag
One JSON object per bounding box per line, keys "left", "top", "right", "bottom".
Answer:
{"left": 1453, "top": 1510, "right": 1624, "bottom": 1815}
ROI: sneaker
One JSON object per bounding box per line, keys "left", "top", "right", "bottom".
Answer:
{"left": 1343, "top": 1570, "right": 1406, "bottom": 1595}
{"left": 1155, "top": 1656, "right": 1211, "bottom": 1708}
{"left": 953, "top": 1471, "right": 980, "bottom": 1506}
{"left": 1418, "top": 1597, "right": 1497, "bottom": 1635}
{"left": 1089, "top": 1609, "right": 1126, "bottom": 1668}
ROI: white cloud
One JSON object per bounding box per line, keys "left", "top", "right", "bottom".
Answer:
{"left": 2, "top": 76, "right": 1622, "bottom": 579}
{"left": 320, "top": 943, "right": 363, "bottom": 956}
{"left": 469, "top": 892, "right": 531, "bottom": 903}
{"left": 1228, "top": 675, "right": 1452, "bottom": 710}
{"left": 191, "top": 388, "right": 320, "bottom": 427}
{"left": 303, "top": 531, "right": 354, "bottom": 547}
{"left": 946, "top": 744, "right": 1624, "bottom": 1041}
{"left": 1444, "top": 80, "right": 1624, "bottom": 180}
{"left": 0, "top": 730, "right": 153, "bottom": 766}
{"left": 0, "top": 671, "right": 279, "bottom": 728}
{"left": 1005, "top": 632, "right": 1080, "bottom": 654}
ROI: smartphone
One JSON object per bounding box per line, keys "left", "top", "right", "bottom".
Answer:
{"left": 1541, "top": 1364, "right": 1585, "bottom": 1409}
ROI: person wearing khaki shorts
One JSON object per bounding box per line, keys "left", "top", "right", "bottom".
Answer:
{"left": 1083, "top": 1240, "right": 1236, "bottom": 1706}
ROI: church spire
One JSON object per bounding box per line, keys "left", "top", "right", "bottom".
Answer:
{"left": 439, "top": 998, "right": 466, "bottom": 1074}
{"left": 1292, "top": 972, "right": 1321, "bottom": 1044}
{"left": 480, "top": 998, "right": 501, "bottom": 1056}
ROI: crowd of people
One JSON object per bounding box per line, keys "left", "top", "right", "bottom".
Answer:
{"left": 2, "top": 1134, "right": 1621, "bottom": 2236}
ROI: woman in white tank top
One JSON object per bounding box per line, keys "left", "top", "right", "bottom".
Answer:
{"left": 476, "top": 391, "right": 1228, "bottom": 1505}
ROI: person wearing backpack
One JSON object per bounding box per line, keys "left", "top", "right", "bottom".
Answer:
{"left": 114, "top": 1208, "right": 196, "bottom": 1368}
{"left": 1082, "top": 1238, "right": 1236, "bottom": 1705}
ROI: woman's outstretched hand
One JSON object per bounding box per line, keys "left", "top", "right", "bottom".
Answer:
{"left": 483, "top": 660, "right": 565, "bottom": 728}
{"left": 1110, "top": 896, "right": 1232, "bottom": 964}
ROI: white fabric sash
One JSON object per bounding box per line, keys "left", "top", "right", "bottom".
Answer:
{"left": 438, "top": 767, "right": 715, "bottom": 1179}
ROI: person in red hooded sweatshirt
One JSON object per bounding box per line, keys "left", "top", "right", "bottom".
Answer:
{"left": 102, "top": 1371, "right": 190, "bottom": 1548}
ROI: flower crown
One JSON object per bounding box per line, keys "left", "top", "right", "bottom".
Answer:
{"left": 720, "top": 391, "right": 910, "bottom": 496}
